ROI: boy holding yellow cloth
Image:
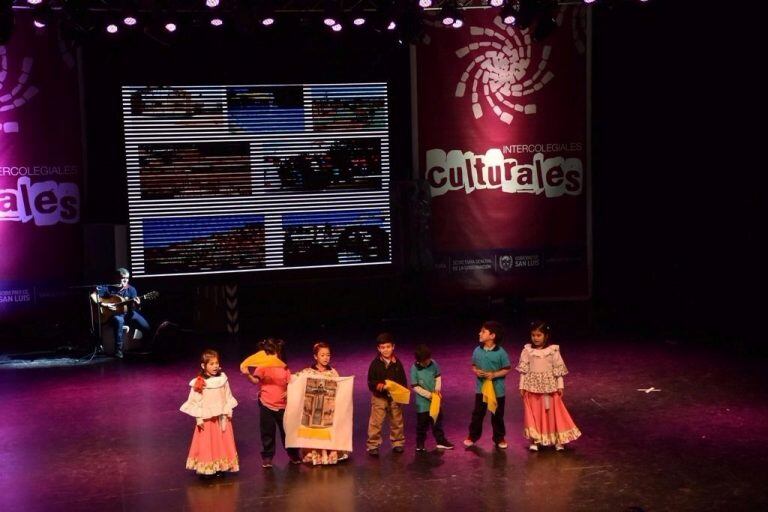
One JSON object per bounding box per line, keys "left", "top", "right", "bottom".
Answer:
{"left": 366, "top": 332, "right": 408, "bottom": 456}
{"left": 464, "top": 321, "right": 512, "bottom": 450}
{"left": 410, "top": 344, "right": 455, "bottom": 452}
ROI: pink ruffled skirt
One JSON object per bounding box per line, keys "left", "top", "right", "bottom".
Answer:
{"left": 522, "top": 392, "right": 581, "bottom": 446}
{"left": 186, "top": 416, "right": 239, "bottom": 475}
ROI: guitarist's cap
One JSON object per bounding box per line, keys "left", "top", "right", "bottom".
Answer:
{"left": 116, "top": 268, "right": 130, "bottom": 278}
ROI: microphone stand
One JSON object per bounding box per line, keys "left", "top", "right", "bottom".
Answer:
{"left": 79, "top": 285, "right": 113, "bottom": 362}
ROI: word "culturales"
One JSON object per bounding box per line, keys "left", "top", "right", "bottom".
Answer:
{"left": 425, "top": 148, "right": 583, "bottom": 198}
{"left": 0, "top": 177, "right": 80, "bottom": 226}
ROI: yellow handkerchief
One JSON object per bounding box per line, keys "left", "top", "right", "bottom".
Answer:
{"left": 384, "top": 380, "right": 411, "bottom": 404}
{"left": 240, "top": 351, "right": 286, "bottom": 372}
{"left": 298, "top": 426, "right": 332, "bottom": 440}
{"left": 481, "top": 378, "right": 497, "bottom": 414}
{"left": 429, "top": 392, "right": 442, "bottom": 422}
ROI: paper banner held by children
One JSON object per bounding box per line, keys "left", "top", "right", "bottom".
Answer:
{"left": 285, "top": 373, "right": 354, "bottom": 452}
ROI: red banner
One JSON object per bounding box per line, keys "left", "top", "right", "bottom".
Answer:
{"left": 0, "top": 19, "right": 84, "bottom": 318}
{"left": 417, "top": 7, "right": 589, "bottom": 297}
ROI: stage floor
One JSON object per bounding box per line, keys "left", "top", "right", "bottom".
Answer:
{"left": 2, "top": 318, "right": 767, "bottom": 511}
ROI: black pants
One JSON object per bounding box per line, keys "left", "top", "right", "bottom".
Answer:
{"left": 468, "top": 393, "right": 506, "bottom": 443}
{"left": 259, "top": 402, "right": 299, "bottom": 460}
{"left": 416, "top": 411, "right": 448, "bottom": 446}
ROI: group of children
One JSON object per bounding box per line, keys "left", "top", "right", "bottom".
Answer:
{"left": 179, "top": 320, "right": 582, "bottom": 476}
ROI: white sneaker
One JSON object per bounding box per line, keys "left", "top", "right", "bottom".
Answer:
{"left": 528, "top": 444, "right": 538, "bottom": 451}
{"left": 555, "top": 444, "right": 564, "bottom": 451}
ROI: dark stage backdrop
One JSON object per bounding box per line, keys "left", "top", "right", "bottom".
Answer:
{"left": 416, "top": 7, "right": 589, "bottom": 298}
{"left": 0, "top": 20, "right": 84, "bottom": 323}
{"left": 0, "top": 19, "right": 413, "bottom": 343}
{"left": 73, "top": 24, "right": 415, "bottom": 333}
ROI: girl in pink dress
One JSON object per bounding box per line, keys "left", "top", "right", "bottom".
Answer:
{"left": 517, "top": 321, "right": 581, "bottom": 451}
{"left": 180, "top": 349, "right": 239, "bottom": 476}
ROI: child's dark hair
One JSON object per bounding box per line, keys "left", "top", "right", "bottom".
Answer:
{"left": 482, "top": 320, "right": 505, "bottom": 344}
{"left": 313, "top": 341, "right": 330, "bottom": 355}
{"left": 312, "top": 341, "right": 332, "bottom": 369}
{"left": 414, "top": 344, "right": 431, "bottom": 363}
{"left": 529, "top": 320, "right": 553, "bottom": 346}
{"left": 376, "top": 332, "right": 394, "bottom": 346}
{"left": 259, "top": 337, "right": 285, "bottom": 360}
{"left": 198, "top": 349, "right": 220, "bottom": 377}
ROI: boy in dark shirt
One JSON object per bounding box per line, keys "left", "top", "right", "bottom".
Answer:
{"left": 366, "top": 332, "right": 407, "bottom": 456}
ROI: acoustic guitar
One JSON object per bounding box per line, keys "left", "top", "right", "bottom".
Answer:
{"left": 91, "top": 291, "right": 159, "bottom": 324}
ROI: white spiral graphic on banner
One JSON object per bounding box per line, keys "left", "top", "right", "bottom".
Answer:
{"left": 0, "top": 45, "right": 39, "bottom": 133}
{"left": 454, "top": 16, "right": 553, "bottom": 125}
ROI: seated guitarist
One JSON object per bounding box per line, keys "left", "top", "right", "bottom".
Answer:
{"left": 96, "top": 268, "right": 150, "bottom": 358}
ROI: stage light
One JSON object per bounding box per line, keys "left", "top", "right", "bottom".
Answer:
{"left": 119, "top": 0, "right": 138, "bottom": 27}
{"left": 206, "top": 0, "right": 220, "bottom": 7}
{"left": 516, "top": 0, "right": 537, "bottom": 29}
{"left": 440, "top": 4, "right": 459, "bottom": 26}
{"left": 165, "top": 22, "right": 177, "bottom": 33}
{"left": 418, "top": 0, "right": 432, "bottom": 7}
{"left": 210, "top": 17, "right": 223, "bottom": 26}
{"left": 452, "top": 10, "right": 464, "bottom": 29}
{"left": 26, "top": 0, "right": 42, "bottom": 5}
{"left": 31, "top": 3, "right": 50, "bottom": 29}
{"left": 254, "top": 0, "right": 275, "bottom": 26}
{"left": 331, "top": 23, "right": 342, "bottom": 32}
{"left": 501, "top": 1, "right": 518, "bottom": 25}
{"left": 583, "top": 0, "right": 596, "bottom": 4}
{"left": 349, "top": 4, "right": 366, "bottom": 26}
{"left": 106, "top": 23, "right": 119, "bottom": 34}
{"left": 119, "top": 0, "right": 139, "bottom": 27}
{"left": 323, "top": 0, "right": 340, "bottom": 27}
{"left": 489, "top": 0, "right": 504, "bottom": 7}
{"left": 379, "top": 0, "right": 399, "bottom": 33}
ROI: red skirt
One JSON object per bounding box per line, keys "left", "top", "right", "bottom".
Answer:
{"left": 522, "top": 392, "right": 581, "bottom": 446}
{"left": 185, "top": 416, "right": 239, "bottom": 475}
